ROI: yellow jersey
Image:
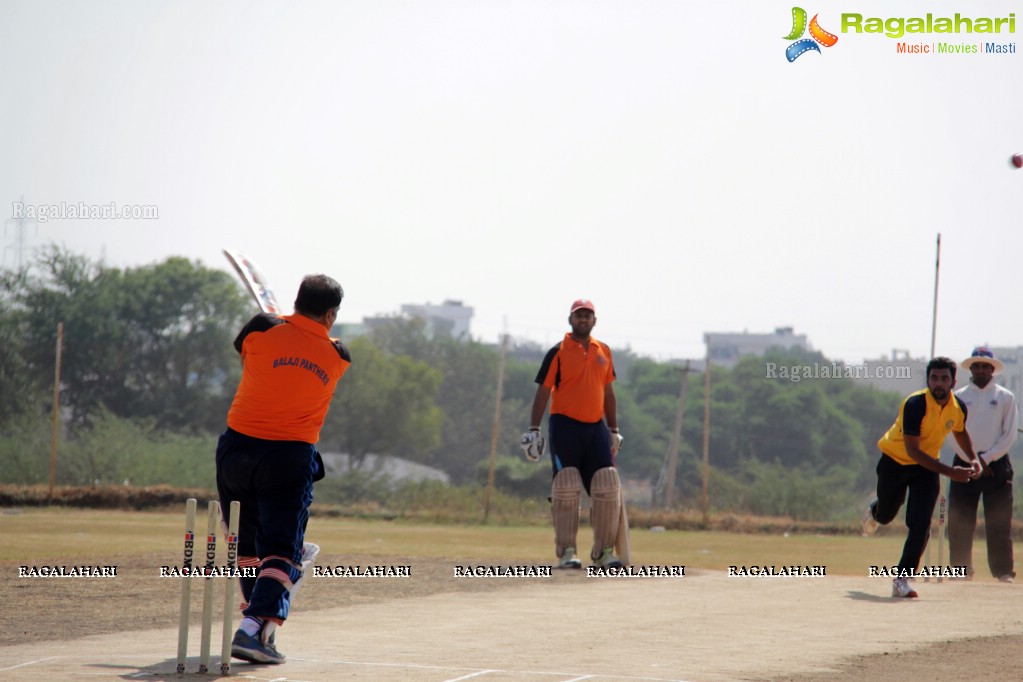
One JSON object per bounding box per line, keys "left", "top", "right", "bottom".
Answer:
{"left": 878, "top": 389, "right": 967, "bottom": 465}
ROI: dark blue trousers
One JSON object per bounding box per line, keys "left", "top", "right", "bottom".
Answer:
{"left": 548, "top": 414, "right": 615, "bottom": 494}
{"left": 216, "top": 428, "right": 318, "bottom": 622}
{"left": 948, "top": 454, "right": 1015, "bottom": 578}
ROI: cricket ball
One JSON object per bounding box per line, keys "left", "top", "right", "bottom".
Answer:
{"left": 1012, "top": 153, "right": 1023, "bottom": 169}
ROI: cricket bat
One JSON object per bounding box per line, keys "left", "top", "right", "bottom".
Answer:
{"left": 615, "top": 490, "right": 631, "bottom": 566}
{"left": 222, "top": 248, "right": 284, "bottom": 315}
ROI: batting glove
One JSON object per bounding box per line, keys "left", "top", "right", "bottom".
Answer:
{"left": 610, "top": 430, "right": 624, "bottom": 456}
{"left": 520, "top": 429, "right": 546, "bottom": 462}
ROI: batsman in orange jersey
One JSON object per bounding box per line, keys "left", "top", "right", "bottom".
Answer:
{"left": 522, "top": 299, "right": 627, "bottom": 570}
{"left": 216, "top": 274, "right": 351, "bottom": 664}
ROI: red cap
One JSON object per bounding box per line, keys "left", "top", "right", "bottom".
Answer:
{"left": 570, "top": 299, "right": 595, "bottom": 314}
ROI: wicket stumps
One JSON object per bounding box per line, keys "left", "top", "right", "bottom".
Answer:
{"left": 175, "top": 499, "right": 197, "bottom": 675}
{"left": 175, "top": 498, "right": 241, "bottom": 675}
{"left": 220, "top": 500, "right": 240, "bottom": 675}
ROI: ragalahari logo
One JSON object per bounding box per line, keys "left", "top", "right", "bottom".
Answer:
{"left": 784, "top": 7, "right": 839, "bottom": 61}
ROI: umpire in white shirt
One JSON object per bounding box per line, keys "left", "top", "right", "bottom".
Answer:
{"left": 948, "top": 347, "right": 1018, "bottom": 581}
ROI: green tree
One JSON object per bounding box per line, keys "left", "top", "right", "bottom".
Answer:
{"left": 0, "top": 268, "right": 41, "bottom": 424}
{"left": 9, "top": 246, "right": 249, "bottom": 432}
{"left": 614, "top": 359, "right": 694, "bottom": 483}
{"left": 369, "top": 319, "right": 507, "bottom": 484}
{"left": 322, "top": 336, "right": 442, "bottom": 467}
{"left": 58, "top": 408, "right": 215, "bottom": 487}
{"left": 0, "top": 407, "right": 52, "bottom": 484}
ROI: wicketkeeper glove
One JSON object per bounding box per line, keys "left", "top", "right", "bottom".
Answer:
{"left": 520, "top": 429, "right": 546, "bottom": 462}
{"left": 611, "top": 430, "right": 624, "bottom": 456}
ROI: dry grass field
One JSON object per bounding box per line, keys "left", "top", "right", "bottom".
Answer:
{"left": 1, "top": 507, "right": 1021, "bottom": 681}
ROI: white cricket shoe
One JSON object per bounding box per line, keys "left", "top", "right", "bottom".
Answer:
{"left": 892, "top": 577, "right": 918, "bottom": 598}
{"left": 861, "top": 500, "right": 879, "bottom": 537}
{"left": 591, "top": 547, "right": 624, "bottom": 570}
{"left": 557, "top": 546, "right": 582, "bottom": 570}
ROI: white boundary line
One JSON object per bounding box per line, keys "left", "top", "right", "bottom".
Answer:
{"left": 0, "top": 656, "right": 58, "bottom": 671}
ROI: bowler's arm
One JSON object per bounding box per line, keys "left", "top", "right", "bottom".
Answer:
{"left": 951, "top": 429, "right": 982, "bottom": 470}
{"left": 904, "top": 435, "right": 972, "bottom": 481}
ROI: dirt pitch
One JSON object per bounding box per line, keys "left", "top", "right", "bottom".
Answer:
{"left": 1, "top": 511, "right": 1022, "bottom": 681}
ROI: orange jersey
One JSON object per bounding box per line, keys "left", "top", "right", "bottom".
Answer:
{"left": 227, "top": 313, "right": 351, "bottom": 443}
{"left": 536, "top": 333, "right": 616, "bottom": 423}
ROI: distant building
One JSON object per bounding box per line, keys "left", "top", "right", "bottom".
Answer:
{"left": 704, "top": 327, "right": 810, "bottom": 368}
{"left": 360, "top": 315, "right": 398, "bottom": 335}
{"left": 401, "top": 299, "right": 473, "bottom": 339}
{"left": 858, "top": 349, "right": 927, "bottom": 395}
{"left": 856, "top": 347, "right": 1023, "bottom": 397}
{"left": 342, "top": 299, "right": 475, "bottom": 342}
{"left": 332, "top": 321, "right": 367, "bottom": 339}
{"left": 855, "top": 349, "right": 1023, "bottom": 396}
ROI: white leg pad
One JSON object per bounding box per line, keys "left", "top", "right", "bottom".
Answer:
{"left": 590, "top": 467, "right": 621, "bottom": 560}
{"left": 552, "top": 467, "right": 581, "bottom": 558}
{"left": 287, "top": 542, "right": 320, "bottom": 608}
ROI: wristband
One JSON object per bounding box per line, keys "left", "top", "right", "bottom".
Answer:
{"left": 529, "top": 426, "right": 540, "bottom": 431}
{"left": 610, "top": 428, "right": 620, "bottom": 433}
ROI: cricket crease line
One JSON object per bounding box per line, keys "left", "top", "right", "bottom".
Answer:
{"left": 442, "top": 671, "right": 498, "bottom": 682}
{"left": 262, "top": 658, "right": 694, "bottom": 682}
{"left": 0, "top": 657, "right": 60, "bottom": 671}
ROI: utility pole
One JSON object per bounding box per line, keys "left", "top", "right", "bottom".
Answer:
{"left": 4, "top": 195, "right": 37, "bottom": 269}
{"left": 49, "top": 322, "right": 64, "bottom": 500}
{"left": 663, "top": 360, "right": 690, "bottom": 508}
{"left": 701, "top": 339, "right": 712, "bottom": 525}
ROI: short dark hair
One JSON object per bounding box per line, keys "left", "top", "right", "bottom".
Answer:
{"left": 294, "top": 275, "right": 343, "bottom": 316}
{"left": 926, "top": 356, "right": 957, "bottom": 382}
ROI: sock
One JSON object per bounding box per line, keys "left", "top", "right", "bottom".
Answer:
{"left": 240, "top": 616, "right": 262, "bottom": 637}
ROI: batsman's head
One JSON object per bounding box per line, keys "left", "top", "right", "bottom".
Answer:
{"left": 572, "top": 300, "right": 597, "bottom": 316}
{"left": 568, "top": 298, "right": 596, "bottom": 337}
{"left": 570, "top": 299, "right": 595, "bottom": 315}
{"left": 295, "top": 275, "right": 344, "bottom": 322}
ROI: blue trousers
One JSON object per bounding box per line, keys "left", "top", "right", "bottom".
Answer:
{"left": 548, "top": 414, "right": 614, "bottom": 494}
{"left": 215, "top": 428, "right": 318, "bottom": 623}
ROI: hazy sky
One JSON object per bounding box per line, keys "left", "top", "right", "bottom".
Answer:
{"left": 2, "top": 0, "right": 1020, "bottom": 363}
